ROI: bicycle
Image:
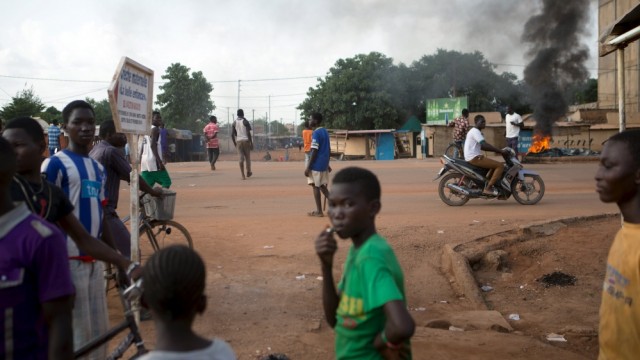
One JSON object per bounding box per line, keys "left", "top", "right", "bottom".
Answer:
{"left": 130, "top": 192, "right": 193, "bottom": 263}
{"left": 105, "top": 192, "right": 193, "bottom": 293}
{"left": 74, "top": 280, "right": 147, "bottom": 359}
{"left": 444, "top": 141, "right": 464, "bottom": 159}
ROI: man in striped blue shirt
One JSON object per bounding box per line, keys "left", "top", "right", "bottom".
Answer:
{"left": 41, "top": 100, "right": 111, "bottom": 359}
{"left": 48, "top": 119, "right": 62, "bottom": 156}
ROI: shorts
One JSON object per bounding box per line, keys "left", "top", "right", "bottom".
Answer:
{"left": 141, "top": 169, "right": 172, "bottom": 188}
{"left": 308, "top": 170, "right": 329, "bottom": 187}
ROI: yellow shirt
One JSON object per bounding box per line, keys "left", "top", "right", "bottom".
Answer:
{"left": 599, "top": 221, "right": 640, "bottom": 359}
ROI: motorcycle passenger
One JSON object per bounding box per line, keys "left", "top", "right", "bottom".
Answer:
{"left": 464, "top": 115, "right": 510, "bottom": 196}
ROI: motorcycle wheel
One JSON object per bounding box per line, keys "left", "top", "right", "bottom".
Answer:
{"left": 511, "top": 174, "right": 545, "bottom": 205}
{"left": 438, "top": 173, "right": 470, "bottom": 206}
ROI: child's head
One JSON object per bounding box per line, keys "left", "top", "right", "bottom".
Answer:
{"left": 2, "top": 117, "right": 46, "bottom": 174}
{"left": 99, "top": 120, "right": 127, "bottom": 148}
{"left": 62, "top": 100, "right": 96, "bottom": 148}
{"left": 595, "top": 129, "right": 640, "bottom": 205}
{"left": 142, "top": 245, "right": 207, "bottom": 322}
{"left": 328, "top": 167, "right": 381, "bottom": 239}
{"left": 309, "top": 113, "right": 323, "bottom": 127}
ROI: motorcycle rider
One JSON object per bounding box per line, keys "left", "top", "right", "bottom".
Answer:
{"left": 464, "top": 115, "right": 511, "bottom": 196}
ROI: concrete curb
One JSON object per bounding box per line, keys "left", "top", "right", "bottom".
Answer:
{"left": 441, "top": 212, "right": 620, "bottom": 309}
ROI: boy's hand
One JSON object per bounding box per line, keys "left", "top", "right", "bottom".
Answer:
{"left": 315, "top": 227, "right": 337, "bottom": 266}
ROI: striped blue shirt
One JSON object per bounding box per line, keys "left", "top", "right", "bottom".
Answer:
{"left": 41, "top": 149, "right": 106, "bottom": 257}
{"left": 48, "top": 124, "right": 61, "bottom": 149}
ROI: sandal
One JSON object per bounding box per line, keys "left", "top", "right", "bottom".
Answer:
{"left": 307, "top": 210, "right": 323, "bottom": 217}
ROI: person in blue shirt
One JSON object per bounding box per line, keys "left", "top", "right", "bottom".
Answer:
{"left": 304, "top": 112, "right": 331, "bottom": 217}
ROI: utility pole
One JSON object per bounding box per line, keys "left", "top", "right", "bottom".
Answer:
{"left": 266, "top": 111, "right": 269, "bottom": 148}
{"left": 227, "top": 107, "right": 231, "bottom": 150}
{"left": 237, "top": 80, "right": 241, "bottom": 110}
{"left": 268, "top": 96, "right": 271, "bottom": 148}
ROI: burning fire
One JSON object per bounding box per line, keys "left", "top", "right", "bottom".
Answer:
{"left": 528, "top": 134, "right": 551, "bottom": 154}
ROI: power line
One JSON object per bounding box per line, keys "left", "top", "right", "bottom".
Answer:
{"left": 0, "top": 74, "right": 320, "bottom": 84}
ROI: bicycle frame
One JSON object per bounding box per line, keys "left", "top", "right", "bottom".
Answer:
{"left": 74, "top": 286, "right": 147, "bottom": 359}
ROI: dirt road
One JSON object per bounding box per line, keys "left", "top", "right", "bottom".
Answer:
{"left": 112, "top": 156, "right": 612, "bottom": 359}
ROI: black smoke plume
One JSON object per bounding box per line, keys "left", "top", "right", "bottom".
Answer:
{"left": 523, "top": 0, "right": 591, "bottom": 136}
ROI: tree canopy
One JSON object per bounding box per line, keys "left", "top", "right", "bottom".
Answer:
{"left": 156, "top": 63, "right": 215, "bottom": 131}
{"left": 298, "top": 50, "right": 528, "bottom": 130}
{"left": 37, "top": 106, "right": 61, "bottom": 122}
{"left": 299, "top": 52, "right": 402, "bottom": 130}
{"left": 85, "top": 98, "right": 113, "bottom": 124}
{"left": 0, "top": 88, "right": 46, "bottom": 121}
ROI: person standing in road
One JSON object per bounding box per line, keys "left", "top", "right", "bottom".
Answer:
{"left": 203, "top": 115, "right": 220, "bottom": 171}
{"left": 505, "top": 106, "right": 523, "bottom": 160}
{"left": 89, "top": 120, "right": 162, "bottom": 258}
{"left": 41, "top": 100, "right": 112, "bottom": 359}
{"left": 48, "top": 119, "right": 62, "bottom": 156}
{"left": 595, "top": 129, "right": 640, "bottom": 360}
{"left": 304, "top": 112, "right": 331, "bottom": 217}
{"left": 302, "top": 120, "right": 313, "bottom": 166}
{"left": 140, "top": 111, "right": 172, "bottom": 188}
{"left": 448, "top": 108, "right": 470, "bottom": 158}
{"left": 314, "top": 167, "right": 415, "bottom": 359}
{"left": 231, "top": 109, "right": 253, "bottom": 180}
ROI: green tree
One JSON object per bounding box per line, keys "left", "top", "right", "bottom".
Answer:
{"left": 37, "top": 106, "right": 61, "bottom": 122}
{"left": 85, "top": 98, "right": 113, "bottom": 124}
{"left": 0, "top": 87, "right": 46, "bottom": 121}
{"left": 409, "top": 49, "right": 528, "bottom": 115}
{"left": 567, "top": 78, "right": 597, "bottom": 105}
{"left": 156, "top": 63, "right": 215, "bottom": 131}
{"left": 299, "top": 52, "right": 402, "bottom": 130}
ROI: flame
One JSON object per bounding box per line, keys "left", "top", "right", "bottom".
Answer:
{"left": 528, "top": 134, "right": 551, "bottom": 154}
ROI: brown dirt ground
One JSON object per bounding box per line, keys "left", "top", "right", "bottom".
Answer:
{"left": 104, "top": 152, "right": 615, "bottom": 360}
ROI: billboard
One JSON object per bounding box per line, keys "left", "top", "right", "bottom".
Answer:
{"left": 426, "top": 97, "right": 468, "bottom": 125}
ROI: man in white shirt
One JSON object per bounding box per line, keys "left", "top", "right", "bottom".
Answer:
{"left": 505, "top": 106, "right": 523, "bottom": 160}
{"left": 464, "top": 115, "right": 510, "bottom": 196}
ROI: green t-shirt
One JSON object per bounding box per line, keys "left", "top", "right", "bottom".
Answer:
{"left": 335, "top": 233, "right": 411, "bottom": 359}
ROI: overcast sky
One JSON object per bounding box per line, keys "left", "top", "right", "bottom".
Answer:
{"left": 0, "top": 0, "right": 598, "bottom": 128}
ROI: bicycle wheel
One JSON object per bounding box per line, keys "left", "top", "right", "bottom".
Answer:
{"left": 138, "top": 220, "right": 193, "bottom": 263}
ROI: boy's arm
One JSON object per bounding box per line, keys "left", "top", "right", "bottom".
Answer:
{"left": 374, "top": 300, "right": 415, "bottom": 346}
{"left": 150, "top": 127, "right": 164, "bottom": 170}
{"left": 315, "top": 228, "right": 340, "bottom": 328}
{"left": 57, "top": 213, "right": 132, "bottom": 272}
{"left": 43, "top": 296, "right": 74, "bottom": 359}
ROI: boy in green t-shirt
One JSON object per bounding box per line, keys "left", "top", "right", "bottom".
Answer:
{"left": 315, "top": 167, "right": 415, "bottom": 359}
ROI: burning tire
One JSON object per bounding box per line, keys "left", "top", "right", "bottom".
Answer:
{"left": 511, "top": 174, "right": 545, "bottom": 205}
{"left": 438, "top": 173, "right": 470, "bottom": 206}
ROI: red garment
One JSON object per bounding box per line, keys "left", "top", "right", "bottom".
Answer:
{"left": 203, "top": 122, "right": 219, "bottom": 148}
{"left": 451, "top": 116, "right": 470, "bottom": 142}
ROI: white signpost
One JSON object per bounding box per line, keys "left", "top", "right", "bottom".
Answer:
{"left": 107, "top": 57, "right": 154, "bottom": 265}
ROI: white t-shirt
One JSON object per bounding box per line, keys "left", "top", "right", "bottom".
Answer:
{"left": 464, "top": 127, "right": 485, "bottom": 161}
{"left": 139, "top": 126, "right": 163, "bottom": 172}
{"left": 138, "top": 339, "right": 236, "bottom": 360}
{"left": 505, "top": 112, "right": 523, "bottom": 138}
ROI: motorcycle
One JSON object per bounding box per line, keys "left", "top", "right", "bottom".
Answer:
{"left": 434, "top": 148, "right": 545, "bottom": 206}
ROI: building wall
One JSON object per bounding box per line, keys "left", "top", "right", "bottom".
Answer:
{"left": 599, "top": 0, "right": 640, "bottom": 112}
